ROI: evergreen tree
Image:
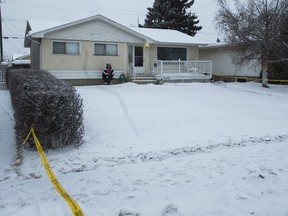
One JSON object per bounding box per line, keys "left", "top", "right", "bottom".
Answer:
{"left": 140, "top": 0, "right": 202, "bottom": 36}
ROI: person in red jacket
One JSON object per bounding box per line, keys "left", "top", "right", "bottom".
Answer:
{"left": 102, "top": 63, "right": 115, "bottom": 84}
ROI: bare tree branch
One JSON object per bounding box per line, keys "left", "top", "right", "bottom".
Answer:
{"left": 215, "top": 0, "right": 288, "bottom": 87}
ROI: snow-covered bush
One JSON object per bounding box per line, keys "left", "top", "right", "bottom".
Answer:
{"left": 7, "top": 69, "right": 85, "bottom": 150}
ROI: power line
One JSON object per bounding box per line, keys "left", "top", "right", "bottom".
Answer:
{"left": 6, "top": 1, "right": 146, "bottom": 16}
{"left": 4, "top": 37, "right": 25, "bottom": 50}
{"left": 3, "top": 19, "right": 25, "bottom": 32}
{"left": 3, "top": 35, "right": 24, "bottom": 39}
{"left": 2, "top": 17, "right": 26, "bottom": 22}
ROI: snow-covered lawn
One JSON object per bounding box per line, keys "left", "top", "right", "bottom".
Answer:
{"left": 1, "top": 82, "right": 288, "bottom": 216}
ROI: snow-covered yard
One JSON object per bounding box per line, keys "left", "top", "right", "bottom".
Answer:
{"left": 1, "top": 82, "right": 288, "bottom": 216}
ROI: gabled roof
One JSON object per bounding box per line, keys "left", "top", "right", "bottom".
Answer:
{"left": 24, "top": 15, "right": 150, "bottom": 47}
{"left": 26, "top": 20, "right": 67, "bottom": 36}
{"left": 24, "top": 14, "right": 208, "bottom": 47}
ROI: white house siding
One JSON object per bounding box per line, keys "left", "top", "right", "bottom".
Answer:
{"left": 145, "top": 44, "right": 157, "bottom": 74}
{"left": 187, "top": 45, "right": 199, "bottom": 60}
{"left": 199, "top": 45, "right": 260, "bottom": 77}
{"left": 44, "top": 19, "right": 145, "bottom": 44}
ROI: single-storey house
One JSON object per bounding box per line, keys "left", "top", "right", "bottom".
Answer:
{"left": 24, "top": 14, "right": 213, "bottom": 85}
{"left": 199, "top": 43, "right": 261, "bottom": 81}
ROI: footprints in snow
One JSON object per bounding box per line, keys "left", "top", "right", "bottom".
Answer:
{"left": 119, "top": 204, "right": 180, "bottom": 216}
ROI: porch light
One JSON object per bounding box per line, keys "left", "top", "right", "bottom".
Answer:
{"left": 145, "top": 43, "right": 149, "bottom": 48}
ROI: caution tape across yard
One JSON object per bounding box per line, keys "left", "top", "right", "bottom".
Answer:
{"left": 22, "top": 126, "right": 84, "bottom": 216}
{"left": 213, "top": 75, "right": 288, "bottom": 83}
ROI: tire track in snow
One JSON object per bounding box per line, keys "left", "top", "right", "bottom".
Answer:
{"left": 97, "top": 86, "right": 141, "bottom": 137}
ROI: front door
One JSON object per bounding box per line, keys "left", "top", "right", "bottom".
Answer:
{"left": 134, "top": 46, "right": 144, "bottom": 73}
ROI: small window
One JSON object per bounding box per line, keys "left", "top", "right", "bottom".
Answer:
{"left": 94, "top": 43, "right": 118, "bottom": 56}
{"left": 53, "top": 42, "right": 79, "bottom": 54}
{"left": 157, "top": 47, "right": 187, "bottom": 60}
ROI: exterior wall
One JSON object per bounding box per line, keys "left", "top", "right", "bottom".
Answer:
{"left": 41, "top": 39, "right": 128, "bottom": 79}
{"left": 199, "top": 46, "right": 260, "bottom": 77}
{"left": 30, "top": 40, "right": 41, "bottom": 69}
{"left": 144, "top": 44, "right": 155, "bottom": 74}
{"left": 187, "top": 46, "right": 199, "bottom": 60}
{"left": 146, "top": 44, "right": 200, "bottom": 74}
{"left": 34, "top": 38, "right": 202, "bottom": 79}
{"left": 148, "top": 44, "right": 157, "bottom": 73}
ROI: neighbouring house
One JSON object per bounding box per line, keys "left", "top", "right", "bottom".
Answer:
{"left": 0, "top": 54, "right": 31, "bottom": 82}
{"left": 199, "top": 43, "right": 261, "bottom": 81}
{"left": 24, "top": 14, "right": 212, "bottom": 85}
{"left": 11, "top": 53, "right": 31, "bottom": 68}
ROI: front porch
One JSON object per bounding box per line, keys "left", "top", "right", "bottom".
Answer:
{"left": 152, "top": 60, "right": 213, "bottom": 83}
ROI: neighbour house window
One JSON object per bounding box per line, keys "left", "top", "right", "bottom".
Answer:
{"left": 157, "top": 47, "right": 187, "bottom": 60}
{"left": 53, "top": 42, "right": 80, "bottom": 54}
{"left": 94, "top": 43, "right": 118, "bottom": 56}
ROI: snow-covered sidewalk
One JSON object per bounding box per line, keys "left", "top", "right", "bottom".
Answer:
{"left": 1, "top": 82, "right": 288, "bottom": 216}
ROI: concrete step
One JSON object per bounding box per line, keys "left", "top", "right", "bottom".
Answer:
{"left": 132, "top": 80, "right": 157, "bottom": 84}
{"left": 131, "top": 77, "right": 157, "bottom": 84}
{"left": 132, "top": 77, "right": 155, "bottom": 80}
{"left": 130, "top": 73, "right": 157, "bottom": 84}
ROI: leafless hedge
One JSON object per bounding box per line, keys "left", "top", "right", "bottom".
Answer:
{"left": 7, "top": 69, "right": 85, "bottom": 150}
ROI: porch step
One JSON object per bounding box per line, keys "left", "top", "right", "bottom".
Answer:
{"left": 131, "top": 76, "right": 158, "bottom": 85}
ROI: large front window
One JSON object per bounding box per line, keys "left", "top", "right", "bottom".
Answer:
{"left": 53, "top": 42, "right": 80, "bottom": 54}
{"left": 94, "top": 43, "right": 118, "bottom": 56}
{"left": 157, "top": 47, "right": 187, "bottom": 60}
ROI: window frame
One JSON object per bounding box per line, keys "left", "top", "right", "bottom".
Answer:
{"left": 52, "top": 41, "right": 80, "bottom": 55}
{"left": 94, "top": 43, "right": 119, "bottom": 56}
{"left": 157, "top": 46, "right": 187, "bottom": 61}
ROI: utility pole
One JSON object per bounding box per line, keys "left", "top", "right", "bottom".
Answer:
{"left": 0, "top": 1, "right": 3, "bottom": 62}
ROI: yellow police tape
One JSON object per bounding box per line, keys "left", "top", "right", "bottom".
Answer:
{"left": 213, "top": 75, "right": 288, "bottom": 83}
{"left": 22, "top": 126, "right": 85, "bottom": 216}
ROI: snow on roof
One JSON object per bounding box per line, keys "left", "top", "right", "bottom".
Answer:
{"left": 26, "top": 15, "right": 209, "bottom": 45}
{"left": 28, "top": 20, "right": 68, "bottom": 35}
{"left": 200, "top": 42, "right": 230, "bottom": 49}
{"left": 130, "top": 27, "right": 209, "bottom": 45}
{"left": 11, "top": 59, "right": 30, "bottom": 65}
{"left": 12, "top": 53, "right": 30, "bottom": 60}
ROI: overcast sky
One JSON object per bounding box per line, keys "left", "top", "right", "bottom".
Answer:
{"left": 2, "top": 0, "right": 220, "bottom": 59}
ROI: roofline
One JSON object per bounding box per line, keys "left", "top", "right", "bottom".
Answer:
{"left": 199, "top": 43, "right": 230, "bottom": 49}
{"left": 27, "top": 14, "right": 153, "bottom": 42}
{"left": 25, "top": 14, "right": 208, "bottom": 47}
{"left": 156, "top": 42, "right": 209, "bottom": 46}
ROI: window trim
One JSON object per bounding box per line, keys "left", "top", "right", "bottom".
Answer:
{"left": 93, "top": 43, "right": 119, "bottom": 56}
{"left": 52, "top": 41, "right": 80, "bottom": 55}
{"left": 157, "top": 46, "right": 187, "bottom": 61}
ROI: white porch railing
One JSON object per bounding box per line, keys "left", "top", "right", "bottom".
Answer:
{"left": 152, "top": 60, "right": 212, "bottom": 82}
{"left": 128, "top": 63, "right": 136, "bottom": 79}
